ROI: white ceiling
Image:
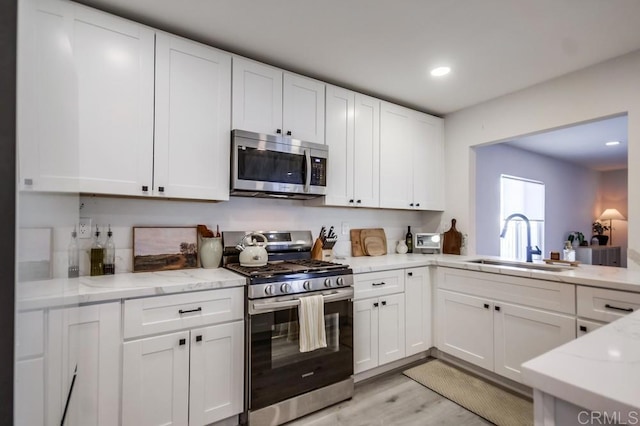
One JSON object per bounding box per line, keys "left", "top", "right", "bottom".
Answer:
{"left": 504, "top": 115, "right": 628, "bottom": 171}
{"left": 77, "top": 0, "right": 640, "bottom": 116}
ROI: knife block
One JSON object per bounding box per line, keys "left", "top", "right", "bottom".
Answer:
{"left": 322, "top": 249, "right": 335, "bottom": 262}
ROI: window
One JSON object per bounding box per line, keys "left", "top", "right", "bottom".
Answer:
{"left": 500, "top": 175, "right": 545, "bottom": 261}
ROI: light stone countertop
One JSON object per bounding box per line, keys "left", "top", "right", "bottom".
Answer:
{"left": 521, "top": 310, "right": 640, "bottom": 418}
{"left": 18, "top": 252, "right": 640, "bottom": 310}
{"left": 17, "top": 267, "right": 246, "bottom": 311}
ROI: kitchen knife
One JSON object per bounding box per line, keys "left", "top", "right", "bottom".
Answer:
{"left": 327, "top": 226, "right": 335, "bottom": 239}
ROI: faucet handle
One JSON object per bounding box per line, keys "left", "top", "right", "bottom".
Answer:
{"left": 533, "top": 245, "right": 542, "bottom": 255}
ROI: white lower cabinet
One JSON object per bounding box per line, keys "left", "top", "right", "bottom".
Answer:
{"left": 15, "top": 310, "right": 45, "bottom": 426}
{"left": 404, "top": 267, "right": 432, "bottom": 356}
{"left": 46, "top": 302, "right": 121, "bottom": 426}
{"left": 122, "top": 288, "right": 244, "bottom": 426}
{"left": 354, "top": 293, "right": 405, "bottom": 374}
{"left": 436, "top": 268, "right": 576, "bottom": 384}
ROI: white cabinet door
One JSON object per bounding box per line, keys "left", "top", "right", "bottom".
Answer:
{"left": 283, "top": 72, "right": 325, "bottom": 143}
{"left": 324, "top": 85, "right": 355, "bottom": 206}
{"left": 436, "top": 290, "right": 493, "bottom": 370}
{"left": 379, "top": 102, "right": 413, "bottom": 209}
{"left": 493, "top": 302, "right": 575, "bottom": 383}
{"left": 122, "top": 331, "right": 190, "bottom": 426}
{"left": 353, "top": 93, "right": 380, "bottom": 207}
{"left": 231, "top": 57, "right": 283, "bottom": 135}
{"left": 73, "top": 5, "right": 155, "bottom": 196}
{"left": 353, "top": 299, "right": 379, "bottom": 374}
{"left": 189, "top": 321, "right": 244, "bottom": 425}
{"left": 17, "top": 0, "right": 79, "bottom": 192}
{"left": 154, "top": 33, "right": 231, "bottom": 200}
{"left": 321, "top": 88, "right": 379, "bottom": 207}
{"left": 47, "top": 302, "right": 121, "bottom": 426}
{"left": 15, "top": 358, "right": 44, "bottom": 426}
{"left": 378, "top": 293, "right": 406, "bottom": 366}
{"left": 405, "top": 267, "right": 432, "bottom": 356}
{"left": 411, "top": 113, "right": 444, "bottom": 211}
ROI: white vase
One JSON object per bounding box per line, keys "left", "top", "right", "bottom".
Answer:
{"left": 396, "top": 240, "right": 408, "bottom": 254}
{"left": 200, "top": 237, "right": 222, "bottom": 268}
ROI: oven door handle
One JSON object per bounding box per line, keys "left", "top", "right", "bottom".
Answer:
{"left": 251, "top": 290, "right": 352, "bottom": 312}
{"left": 304, "top": 149, "right": 311, "bottom": 193}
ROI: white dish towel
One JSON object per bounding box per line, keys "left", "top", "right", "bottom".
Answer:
{"left": 298, "top": 294, "right": 327, "bottom": 352}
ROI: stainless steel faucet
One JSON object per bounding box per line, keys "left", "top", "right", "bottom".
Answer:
{"left": 500, "top": 213, "right": 541, "bottom": 262}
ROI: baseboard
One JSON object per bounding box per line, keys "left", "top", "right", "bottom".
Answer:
{"left": 354, "top": 350, "right": 432, "bottom": 383}
{"left": 432, "top": 349, "right": 533, "bottom": 399}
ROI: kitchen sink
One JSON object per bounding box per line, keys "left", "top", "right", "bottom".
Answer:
{"left": 466, "top": 258, "right": 574, "bottom": 272}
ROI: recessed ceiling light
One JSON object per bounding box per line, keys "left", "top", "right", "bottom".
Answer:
{"left": 430, "top": 66, "right": 451, "bottom": 77}
{"left": 605, "top": 141, "right": 620, "bottom": 146}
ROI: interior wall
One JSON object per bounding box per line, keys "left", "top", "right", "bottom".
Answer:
{"left": 444, "top": 49, "right": 640, "bottom": 270}
{"left": 52, "top": 195, "right": 445, "bottom": 276}
{"left": 475, "top": 144, "right": 599, "bottom": 257}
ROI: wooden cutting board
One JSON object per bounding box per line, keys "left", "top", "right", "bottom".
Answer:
{"left": 442, "top": 219, "right": 462, "bottom": 255}
{"left": 350, "top": 229, "right": 366, "bottom": 256}
{"left": 363, "top": 236, "right": 386, "bottom": 256}
{"left": 360, "top": 228, "right": 387, "bottom": 256}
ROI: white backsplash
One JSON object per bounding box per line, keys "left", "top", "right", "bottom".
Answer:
{"left": 17, "top": 192, "right": 445, "bottom": 278}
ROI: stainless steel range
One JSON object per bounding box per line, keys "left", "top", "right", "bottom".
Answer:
{"left": 222, "top": 231, "right": 354, "bottom": 426}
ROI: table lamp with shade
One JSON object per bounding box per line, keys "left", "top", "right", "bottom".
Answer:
{"left": 598, "top": 208, "right": 626, "bottom": 245}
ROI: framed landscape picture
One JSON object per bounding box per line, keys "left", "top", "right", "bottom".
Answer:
{"left": 133, "top": 227, "right": 198, "bottom": 272}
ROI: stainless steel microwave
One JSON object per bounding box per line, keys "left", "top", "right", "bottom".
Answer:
{"left": 230, "top": 129, "right": 328, "bottom": 199}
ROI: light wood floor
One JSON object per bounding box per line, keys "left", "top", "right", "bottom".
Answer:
{"left": 287, "top": 366, "right": 492, "bottom": 426}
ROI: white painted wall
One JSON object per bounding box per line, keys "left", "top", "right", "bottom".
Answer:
{"left": 445, "top": 50, "right": 640, "bottom": 269}
{"left": 475, "top": 143, "right": 599, "bottom": 257}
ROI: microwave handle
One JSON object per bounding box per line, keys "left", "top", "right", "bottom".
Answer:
{"left": 304, "top": 149, "right": 311, "bottom": 193}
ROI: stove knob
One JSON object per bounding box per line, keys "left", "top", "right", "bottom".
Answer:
{"left": 336, "top": 277, "right": 344, "bottom": 286}
{"left": 264, "top": 285, "right": 274, "bottom": 296}
{"left": 324, "top": 278, "right": 332, "bottom": 288}
{"left": 280, "top": 283, "right": 292, "bottom": 293}
{"left": 303, "top": 281, "right": 311, "bottom": 290}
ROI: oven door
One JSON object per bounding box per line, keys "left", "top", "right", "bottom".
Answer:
{"left": 248, "top": 289, "right": 353, "bottom": 411}
{"left": 231, "top": 130, "right": 327, "bottom": 197}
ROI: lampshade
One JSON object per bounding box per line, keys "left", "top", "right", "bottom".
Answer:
{"left": 598, "top": 208, "right": 626, "bottom": 221}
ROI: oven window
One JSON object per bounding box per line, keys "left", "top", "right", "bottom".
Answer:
{"left": 271, "top": 312, "right": 339, "bottom": 369}
{"left": 237, "top": 147, "right": 304, "bottom": 184}
{"left": 250, "top": 299, "right": 353, "bottom": 410}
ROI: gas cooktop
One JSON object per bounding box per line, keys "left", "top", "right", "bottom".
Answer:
{"left": 225, "top": 259, "right": 347, "bottom": 278}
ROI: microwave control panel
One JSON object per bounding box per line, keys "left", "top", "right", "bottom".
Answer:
{"left": 310, "top": 157, "right": 327, "bottom": 186}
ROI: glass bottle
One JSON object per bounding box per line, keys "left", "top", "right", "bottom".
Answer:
{"left": 103, "top": 225, "right": 115, "bottom": 275}
{"left": 68, "top": 226, "right": 79, "bottom": 278}
{"left": 405, "top": 226, "right": 413, "bottom": 253}
{"left": 90, "top": 225, "right": 104, "bottom": 276}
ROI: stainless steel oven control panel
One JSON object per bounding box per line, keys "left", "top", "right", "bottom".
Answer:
{"left": 248, "top": 273, "right": 354, "bottom": 299}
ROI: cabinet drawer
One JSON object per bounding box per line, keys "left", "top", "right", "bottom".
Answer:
{"left": 577, "top": 286, "right": 640, "bottom": 323}
{"left": 354, "top": 269, "right": 404, "bottom": 299}
{"left": 124, "top": 287, "right": 244, "bottom": 338}
{"left": 16, "top": 310, "right": 44, "bottom": 359}
{"left": 437, "top": 267, "right": 575, "bottom": 314}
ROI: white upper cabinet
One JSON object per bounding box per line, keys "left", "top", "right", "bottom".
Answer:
{"left": 232, "top": 58, "right": 283, "bottom": 136}
{"left": 316, "top": 86, "right": 379, "bottom": 207}
{"left": 232, "top": 56, "right": 325, "bottom": 143}
{"left": 379, "top": 101, "right": 445, "bottom": 211}
{"left": 154, "top": 32, "right": 231, "bottom": 200}
{"left": 18, "top": 0, "right": 232, "bottom": 201}
{"left": 17, "top": 0, "right": 80, "bottom": 192}
{"left": 73, "top": 5, "right": 156, "bottom": 196}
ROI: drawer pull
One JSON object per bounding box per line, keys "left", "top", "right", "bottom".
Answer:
{"left": 179, "top": 338, "right": 186, "bottom": 346}
{"left": 495, "top": 305, "right": 501, "bottom": 312}
{"left": 373, "top": 302, "right": 379, "bottom": 308}
{"left": 605, "top": 304, "right": 633, "bottom": 313}
{"left": 195, "top": 335, "right": 203, "bottom": 342}
{"left": 579, "top": 325, "right": 587, "bottom": 332}
{"left": 381, "top": 300, "right": 387, "bottom": 306}
{"left": 407, "top": 272, "right": 413, "bottom": 277}
{"left": 484, "top": 303, "right": 490, "bottom": 309}
{"left": 179, "top": 307, "right": 202, "bottom": 315}
{"left": 372, "top": 282, "right": 386, "bottom": 286}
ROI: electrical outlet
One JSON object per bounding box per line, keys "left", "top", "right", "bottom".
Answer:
{"left": 78, "top": 217, "right": 92, "bottom": 239}
{"left": 341, "top": 222, "right": 350, "bottom": 236}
